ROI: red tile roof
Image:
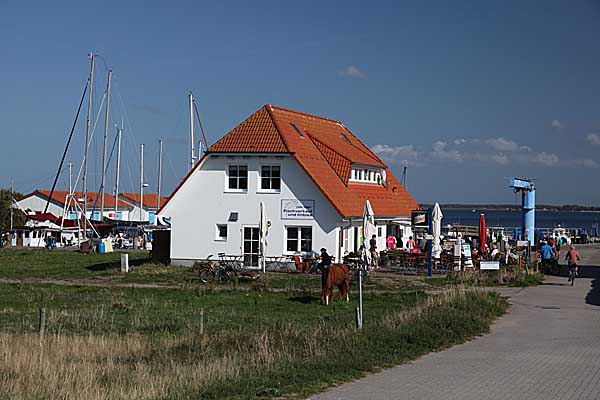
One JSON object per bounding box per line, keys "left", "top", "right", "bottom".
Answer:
{"left": 164, "top": 105, "right": 417, "bottom": 218}
{"left": 120, "top": 193, "right": 169, "bottom": 209}
{"left": 32, "top": 190, "right": 131, "bottom": 209}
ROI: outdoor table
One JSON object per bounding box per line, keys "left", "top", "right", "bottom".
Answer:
{"left": 265, "top": 256, "right": 293, "bottom": 272}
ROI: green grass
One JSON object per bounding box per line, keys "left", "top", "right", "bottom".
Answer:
{"left": 426, "top": 270, "right": 544, "bottom": 288}
{"left": 0, "top": 248, "right": 510, "bottom": 399}
{"left": 0, "top": 282, "right": 507, "bottom": 399}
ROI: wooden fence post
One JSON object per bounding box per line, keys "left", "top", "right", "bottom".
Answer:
{"left": 39, "top": 307, "right": 46, "bottom": 338}
{"left": 197, "top": 308, "right": 204, "bottom": 335}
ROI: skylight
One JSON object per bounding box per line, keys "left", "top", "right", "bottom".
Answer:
{"left": 290, "top": 123, "right": 304, "bottom": 138}
{"left": 341, "top": 132, "right": 352, "bottom": 143}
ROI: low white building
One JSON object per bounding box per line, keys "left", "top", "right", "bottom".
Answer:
{"left": 159, "top": 105, "right": 417, "bottom": 266}
{"left": 16, "top": 190, "right": 166, "bottom": 223}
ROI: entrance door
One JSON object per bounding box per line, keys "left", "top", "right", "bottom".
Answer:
{"left": 243, "top": 227, "right": 259, "bottom": 267}
{"left": 353, "top": 227, "right": 359, "bottom": 253}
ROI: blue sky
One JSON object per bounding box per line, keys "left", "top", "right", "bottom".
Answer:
{"left": 1, "top": 0, "right": 599, "bottom": 205}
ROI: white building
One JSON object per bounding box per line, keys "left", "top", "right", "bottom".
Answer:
{"left": 159, "top": 105, "right": 417, "bottom": 266}
{"left": 16, "top": 190, "right": 166, "bottom": 223}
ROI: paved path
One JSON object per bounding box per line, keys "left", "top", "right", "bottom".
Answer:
{"left": 312, "top": 246, "right": 600, "bottom": 400}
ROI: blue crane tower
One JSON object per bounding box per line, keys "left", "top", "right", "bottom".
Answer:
{"left": 509, "top": 177, "right": 536, "bottom": 246}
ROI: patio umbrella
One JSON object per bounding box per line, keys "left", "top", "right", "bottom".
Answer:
{"left": 362, "top": 200, "right": 375, "bottom": 265}
{"left": 432, "top": 203, "right": 443, "bottom": 258}
{"left": 479, "top": 213, "right": 487, "bottom": 253}
{"left": 259, "top": 202, "right": 268, "bottom": 273}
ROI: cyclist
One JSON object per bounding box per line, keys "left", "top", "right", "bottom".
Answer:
{"left": 565, "top": 245, "right": 581, "bottom": 279}
{"left": 539, "top": 240, "right": 556, "bottom": 274}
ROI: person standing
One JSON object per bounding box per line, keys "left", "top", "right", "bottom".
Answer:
{"left": 406, "top": 236, "right": 416, "bottom": 251}
{"left": 318, "top": 248, "right": 332, "bottom": 289}
{"left": 540, "top": 240, "right": 556, "bottom": 274}
{"left": 386, "top": 235, "right": 396, "bottom": 250}
{"left": 369, "top": 234, "right": 378, "bottom": 269}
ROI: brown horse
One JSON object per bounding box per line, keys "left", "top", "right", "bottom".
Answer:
{"left": 321, "top": 263, "right": 350, "bottom": 305}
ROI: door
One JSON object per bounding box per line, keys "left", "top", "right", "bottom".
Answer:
{"left": 353, "top": 227, "right": 359, "bottom": 253}
{"left": 243, "top": 227, "right": 259, "bottom": 267}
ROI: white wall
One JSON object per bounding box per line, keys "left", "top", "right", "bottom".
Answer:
{"left": 17, "top": 196, "right": 64, "bottom": 216}
{"left": 160, "top": 155, "right": 341, "bottom": 265}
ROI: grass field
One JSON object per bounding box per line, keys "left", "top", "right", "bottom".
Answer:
{"left": 0, "top": 248, "right": 509, "bottom": 399}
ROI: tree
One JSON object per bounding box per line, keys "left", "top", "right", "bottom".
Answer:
{"left": 0, "top": 188, "right": 24, "bottom": 231}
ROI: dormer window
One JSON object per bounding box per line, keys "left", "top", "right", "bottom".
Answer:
{"left": 349, "top": 166, "right": 384, "bottom": 185}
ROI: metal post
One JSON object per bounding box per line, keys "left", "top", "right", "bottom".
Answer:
{"left": 10, "top": 179, "right": 14, "bottom": 231}
{"left": 140, "top": 144, "right": 144, "bottom": 221}
{"left": 100, "top": 69, "right": 112, "bottom": 221}
{"left": 67, "top": 163, "right": 73, "bottom": 194}
{"left": 114, "top": 125, "right": 122, "bottom": 215}
{"left": 357, "top": 269, "right": 363, "bottom": 328}
{"left": 189, "top": 92, "right": 195, "bottom": 170}
{"left": 82, "top": 52, "right": 95, "bottom": 239}
{"left": 427, "top": 207, "right": 433, "bottom": 277}
{"left": 157, "top": 139, "right": 163, "bottom": 209}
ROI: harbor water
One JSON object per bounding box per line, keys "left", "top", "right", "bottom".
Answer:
{"left": 442, "top": 209, "right": 600, "bottom": 232}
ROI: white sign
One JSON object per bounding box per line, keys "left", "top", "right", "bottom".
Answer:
{"left": 480, "top": 261, "right": 500, "bottom": 270}
{"left": 281, "top": 199, "right": 315, "bottom": 220}
{"left": 517, "top": 240, "right": 530, "bottom": 247}
{"left": 425, "top": 234, "right": 434, "bottom": 240}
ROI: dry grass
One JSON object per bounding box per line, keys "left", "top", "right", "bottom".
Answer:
{"left": 0, "top": 289, "right": 506, "bottom": 400}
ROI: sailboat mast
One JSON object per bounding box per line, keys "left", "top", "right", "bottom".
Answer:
{"left": 114, "top": 125, "right": 122, "bottom": 215}
{"left": 100, "top": 69, "right": 112, "bottom": 221}
{"left": 157, "top": 139, "right": 163, "bottom": 209}
{"left": 140, "top": 144, "right": 144, "bottom": 221}
{"left": 82, "top": 52, "right": 95, "bottom": 238}
{"left": 189, "top": 92, "right": 195, "bottom": 170}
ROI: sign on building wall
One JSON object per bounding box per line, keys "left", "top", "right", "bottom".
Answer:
{"left": 281, "top": 199, "right": 315, "bottom": 219}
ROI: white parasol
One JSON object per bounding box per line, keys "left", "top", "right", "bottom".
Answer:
{"left": 362, "top": 200, "right": 376, "bottom": 266}
{"left": 432, "top": 203, "right": 443, "bottom": 258}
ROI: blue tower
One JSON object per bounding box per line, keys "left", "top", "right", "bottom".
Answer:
{"left": 509, "top": 177, "right": 536, "bottom": 246}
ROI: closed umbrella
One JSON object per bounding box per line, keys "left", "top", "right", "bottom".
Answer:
{"left": 362, "top": 200, "right": 375, "bottom": 266}
{"left": 432, "top": 203, "right": 443, "bottom": 258}
{"left": 259, "top": 202, "right": 268, "bottom": 273}
{"left": 479, "top": 213, "right": 487, "bottom": 253}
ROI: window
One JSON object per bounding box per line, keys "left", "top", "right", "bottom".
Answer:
{"left": 349, "top": 167, "right": 385, "bottom": 185}
{"left": 228, "top": 165, "right": 248, "bottom": 190}
{"left": 290, "top": 123, "right": 304, "bottom": 138}
{"left": 286, "top": 226, "right": 313, "bottom": 252}
{"left": 261, "top": 165, "right": 281, "bottom": 191}
{"left": 216, "top": 224, "right": 227, "bottom": 241}
{"left": 377, "top": 227, "right": 382, "bottom": 237}
{"left": 243, "top": 227, "right": 259, "bottom": 266}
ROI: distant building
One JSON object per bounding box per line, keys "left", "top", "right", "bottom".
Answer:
{"left": 159, "top": 105, "right": 417, "bottom": 266}
{"left": 16, "top": 190, "right": 167, "bottom": 223}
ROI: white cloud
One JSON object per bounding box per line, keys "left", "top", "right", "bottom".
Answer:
{"left": 491, "top": 153, "right": 509, "bottom": 165}
{"left": 532, "top": 152, "right": 560, "bottom": 166}
{"left": 551, "top": 119, "right": 563, "bottom": 129}
{"left": 338, "top": 65, "right": 368, "bottom": 80}
{"left": 372, "top": 144, "right": 418, "bottom": 165}
{"left": 586, "top": 133, "right": 600, "bottom": 145}
{"left": 576, "top": 159, "right": 599, "bottom": 168}
{"left": 453, "top": 138, "right": 466, "bottom": 145}
{"left": 486, "top": 137, "right": 520, "bottom": 153}
{"left": 430, "top": 141, "right": 463, "bottom": 162}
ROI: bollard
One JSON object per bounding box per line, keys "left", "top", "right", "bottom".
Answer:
{"left": 121, "top": 253, "right": 129, "bottom": 273}
{"left": 39, "top": 307, "right": 46, "bottom": 338}
{"left": 197, "top": 308, "right": 204, "bottom": 335}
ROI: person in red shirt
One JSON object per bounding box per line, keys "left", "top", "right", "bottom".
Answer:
{"left": 565, "top": 245, "right": 581, "bottom": 276}
{"left": 386, "top": 236, "right": 396, "bottom": 250}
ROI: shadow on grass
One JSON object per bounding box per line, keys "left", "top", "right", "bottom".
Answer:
{"left": 86, "top": 257, "right": 148, "bottom": 272}
{"left": 288, "top": 295, "right": 320, "bottom": 304}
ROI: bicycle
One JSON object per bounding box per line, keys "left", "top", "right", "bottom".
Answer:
{"left": 568, "top": 264, "right": 577, "bottom": 286}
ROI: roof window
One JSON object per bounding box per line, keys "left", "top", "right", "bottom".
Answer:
{"left": 290, "top": 123, "right": 304, "bottom": 138}
{"left": 341, "top": 132, "right": 352, "bottom": 143}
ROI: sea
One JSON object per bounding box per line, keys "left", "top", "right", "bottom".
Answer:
{"left": 442, "top": 208, "right": 600, "bottom": 232}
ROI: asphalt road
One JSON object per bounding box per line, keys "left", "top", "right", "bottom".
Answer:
{"left": 312, "top": 245, "right": 600, "bottom": 400}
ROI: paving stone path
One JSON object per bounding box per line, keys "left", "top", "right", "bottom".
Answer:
{"left": 312, "top": 246, "right": 600, "bottom": 400}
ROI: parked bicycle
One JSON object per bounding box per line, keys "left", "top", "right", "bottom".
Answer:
{"left": 194, "top": 254, "right": 238, "bottom": 283}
